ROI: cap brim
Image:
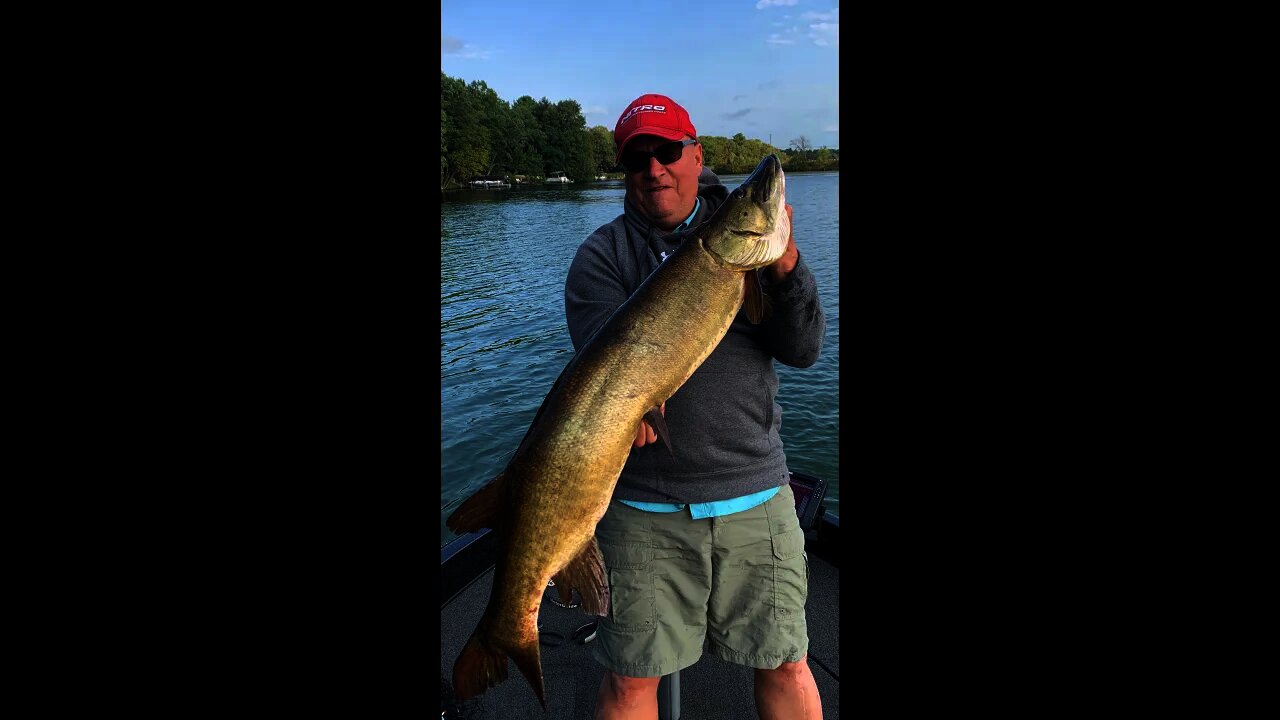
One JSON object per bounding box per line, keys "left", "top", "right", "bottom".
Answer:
{"left": 615, "top": 127, "right": 690, "bottom": 163}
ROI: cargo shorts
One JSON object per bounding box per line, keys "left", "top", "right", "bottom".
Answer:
{"left": 591, "top": 484, "right": 809, "bottom": 678}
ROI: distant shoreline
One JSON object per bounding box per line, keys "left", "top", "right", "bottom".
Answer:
{"left": 442, "top": 168, "right": 838, "bottom": 191}
{"left": 717, "top": 169, "right": 839, "bottom": 175}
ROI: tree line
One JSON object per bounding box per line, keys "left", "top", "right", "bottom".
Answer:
{"left": 441, "top": 72, "right": 838, "bottom": 189}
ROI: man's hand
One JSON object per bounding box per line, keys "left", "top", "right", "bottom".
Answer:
{"left": 633, "top": 401, "right": 666, "bottom": 448}
{"left": 767, "top": 203, "right": 798, "bottom": 283}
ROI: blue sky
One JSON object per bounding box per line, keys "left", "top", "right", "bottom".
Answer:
{"left": 441, "top": 0, "right": 839, "bottom": 149}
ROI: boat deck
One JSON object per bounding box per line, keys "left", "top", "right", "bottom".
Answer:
{"left": 441, "top": 539, "right": 840, "bottom": 718}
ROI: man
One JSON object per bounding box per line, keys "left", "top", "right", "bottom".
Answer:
{"left": 564, "top": 93, "right": 826, "bottom": 720}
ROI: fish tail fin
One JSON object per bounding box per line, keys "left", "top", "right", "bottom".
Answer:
{"left": 509, "top": 638, "right": 547, "bottom": 710}
{"left": 452, "top": 628, "right": 508, "bottom": 703}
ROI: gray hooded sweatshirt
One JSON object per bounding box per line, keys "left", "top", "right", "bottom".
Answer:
{"left": 563, "top": 168, "right": 825, "bottom": 504}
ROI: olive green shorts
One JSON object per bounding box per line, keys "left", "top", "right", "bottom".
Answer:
{"left": 591, "top": 484, "right": 809, "bottom": 678}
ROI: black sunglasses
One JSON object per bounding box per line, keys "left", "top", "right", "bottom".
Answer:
{"left": 621, "top": 138, "right": 697, "bottom": 173}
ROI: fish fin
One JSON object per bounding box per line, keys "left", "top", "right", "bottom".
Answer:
{"left": 452, "top": 630, "right": 509, "bottom": 703}
{"left": 446, "top": 472, "right": 505, "bottom": 534}
{"left": 552, "top": 537, "right": 610, "bottom": 617}
{"left": 744, "top": 269, "right": 766, "bottom": 324}
{"left": 508, "top": 638, "right": 547, "bottom": 710}
{"left": 643, "top": 407, "right": 674, "bottom": 459}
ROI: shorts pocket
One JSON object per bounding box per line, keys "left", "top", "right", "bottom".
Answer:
{"left": 600, "top": 543, "right": 656, "bottom": 632}
{"left": 770, "top": 526, "right": 805, "bottom": 560}
{"left": 770, "top": 527, "right": 808, "bottom": 622}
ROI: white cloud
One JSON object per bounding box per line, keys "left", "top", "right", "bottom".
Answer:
{"left": 809, "top": 21, "right": 838, "bottom": 47}
{"left": 584, "top": 105, "right": 607, "bottom": 115}
{"left": 775, "top": 8, "right": 836, "bottom": 46}
{"left": 756, "top": 0, "right": 799, "bottom": 8}
{"left": 824, "top": 124, "right": 839, "bottom": 132}
{"left": 765, "top": 16, "right": 811, "bottom": 46}
{"left": 802, "top": 8, "right": 839, "bottom": 22}
{"left": 441, "top": 35, "right": 494, "bottom": 59}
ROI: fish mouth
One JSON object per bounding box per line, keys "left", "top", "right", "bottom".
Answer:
{"left": 741, "top": 155, "right": 783, "bottom": 205}
{"left": 698, "top": 154, "right": 788, "bottom": 270}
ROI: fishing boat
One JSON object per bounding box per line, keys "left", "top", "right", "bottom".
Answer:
{"left": 440, "top": 470, "right": 840, "bottom": 719}
{"left": 545, "top": 171, "right": 571, "bottom": 184}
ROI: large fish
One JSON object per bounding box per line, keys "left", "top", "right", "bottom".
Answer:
{"left": 447, "top": 154, "right": 792, "bottom": 709}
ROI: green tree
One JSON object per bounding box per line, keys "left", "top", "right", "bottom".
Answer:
{"left": 557, "top": 100, "right": 592, "bottom": 181}
{"left": 532, "top": 98, "right": 589, "bottom": 179}
{"left": 696, "top": 134, "right": 788, "bottom": 174}
{"left": 587, "top": 125, "right": 615, "bottom": 175}
{"left": 531, "top": 98, "right": 562, "bottom": 175}
{"left": 467, "top": 79, "right": 513, "bottom": 176}
{"left": 441, "top": 73, "right": 492, "bottom": 183}
{"left": 699, "top": 135, "right": 728, "bottom": 173}
{"left": 509, "top": 96, "right": 547, "bottom": 176}
{"left": 440, "top": 71, "right": 833, "bottom": 188}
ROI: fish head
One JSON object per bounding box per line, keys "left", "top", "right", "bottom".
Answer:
{"left": 702, "top": 154, "right": 790, "bottom": 270}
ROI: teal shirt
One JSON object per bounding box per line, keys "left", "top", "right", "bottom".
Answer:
{"left": 620, "top": 486, "right": 780, "bottom": 519}
{"left": 655, "top": 199, "right": 699, "bottom": 263}
{"left": 674, "top": 197, "right": 700, "bottom": 232}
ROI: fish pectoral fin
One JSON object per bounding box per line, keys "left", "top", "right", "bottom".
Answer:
{"left": 552, "top": 536, "right": 610, "bottom": 618}
{"left": 446, "top": 471, "right": 505, "bottom": 534}
{"left": 743, "top": 269, "right": 770, "bottom": 324}
{"left": 643, "top": 406, "right": 674, "bottom": 459}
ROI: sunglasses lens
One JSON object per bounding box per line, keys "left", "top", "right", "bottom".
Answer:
{"left": 622, "top": 141, "right": 686, "bottom": 172}
{"left": 655, "top": 142, "right": 683, "bottom": 164}
{"left": 622, "top": 153, "right": 647, "bottom": 172}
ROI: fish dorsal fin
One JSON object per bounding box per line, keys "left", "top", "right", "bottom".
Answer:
{"left": 643, "top": 406, "right": 674, "bottom": 459}
{"left": 446, "top": 471, "right": 505, "bottom": 534}
{"left": 552, "top": 536, "right": 610, "bottom": 617}
{"left": 744, "top": 270, "right": 765, "bottom": 324}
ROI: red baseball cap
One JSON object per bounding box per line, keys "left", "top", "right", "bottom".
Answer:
{"left": 613, "top": 93, "right": 698, "bottom": 163}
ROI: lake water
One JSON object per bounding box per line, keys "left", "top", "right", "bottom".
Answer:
{"left": 441, "top": 172, "right": 839, "bottom": 546}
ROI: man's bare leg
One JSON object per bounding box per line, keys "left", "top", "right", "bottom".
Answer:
{"left": 754, "top": 655, "right": 822, "bottom": 719}
{"left": 594, "top": 671, "right": 661, "bottom": 720}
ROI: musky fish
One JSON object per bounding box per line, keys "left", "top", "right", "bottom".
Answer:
{"left": 447, "top": 154, "right": 792, "bottom": 710}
